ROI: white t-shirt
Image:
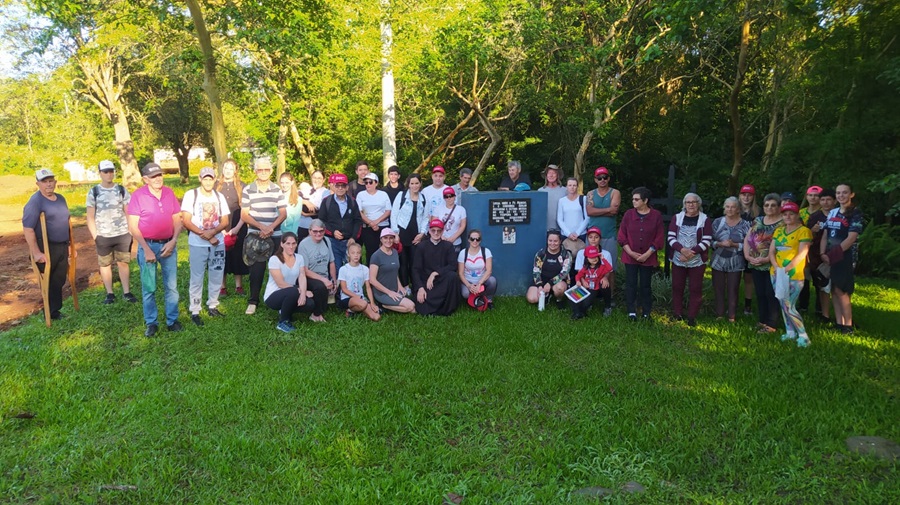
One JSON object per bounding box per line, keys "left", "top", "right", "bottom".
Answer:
{"left": 457, "top": 247, "right": 492, "bottom": 284}
{"left": 355, "top": 190, "right": 392, "bottom": 227}
{"left": 264, "top": 253, "right": 305, "bottom": 301}
{"left": 574, "top": 248, "right": 613, "bottom": 271}
{"left": 181, "top": 188, "right": 231, "bottom": 247}
{"left": 420, "top": 184, "right": 446, "bottom": 219}
{"left": 557, "top": 195, "right": 589, "bottom": 238}
{"left": 338, "top": 263, "right": 369, "bottom": 300}
{"left": 433, "top": 204, "right": 467, "bottom": 246}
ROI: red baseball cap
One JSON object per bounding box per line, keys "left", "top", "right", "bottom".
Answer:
{"left": 428, "top": 218, "right": 444, "bottom": 230}
{"left": 442, "top": 186, "right": 456, "bottom": 197}
{"left": 330, "top": 173, "right": 349, "bottom": 185}
{"left": 584, "top": 245, "right": 601, "bottom": 259}
{"left": 594, "top": 167, "right": 610, "bottom": 177}
{"left": 586, "top": 226, "right": 602, "bottom": 238}
{"left": 432, "top": 166, "right": 445, "bottom": 174}
{"left": 740, "top": 184, "right": 755, "bottom": 195}
{"left": 781, "top": 201, "right": 800, "bottom": 213}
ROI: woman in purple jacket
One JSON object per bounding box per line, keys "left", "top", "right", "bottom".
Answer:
{"left": 668, "top": 193, "right": 713, "bottom": 326}
{"left": 617, "top": 187, "right": 664, "bottom": 321}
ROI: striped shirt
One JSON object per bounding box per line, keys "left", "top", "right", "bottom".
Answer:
{"left": 242, "top": 181, "right": 287, "bottom": 236}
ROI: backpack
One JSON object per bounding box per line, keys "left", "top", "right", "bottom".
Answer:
{"left": 91, "top": 184, "right": 126, "bottom": 203}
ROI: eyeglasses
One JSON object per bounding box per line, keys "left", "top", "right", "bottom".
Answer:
{"left": 469, "top": 237, "right": 481, "bottom": 242}
{"left": 310, "top": 229, "right": 325, "bottom": 234}
{"left": 631, "top": 197, "right": 643, "bottom": 201}
{"left": 763, "top": 203, "right": 779, "bottom": 208}
{"left": 443, "top": 194, "right": 455, "bottom": 199}
{"left": 596, "top": 175, "right": 609, "bottom": 180}
{"left": 684, "top": 201, "right": 699, "bottom": 204}
{"left": 333, "top": 183, "right": 347, "bottom": 188}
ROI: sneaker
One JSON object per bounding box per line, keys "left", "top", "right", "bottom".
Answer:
{"left": 781, "top": 333, "right": 797, "bottom": 342}
{"left": 245, "top": 304, "right": 257, "bottom": 315}
{"left": 235, "top": 286, "right": 245, "bottom": 295}
{"left": 674, "top": 315, "right": 684, "bottom": 322}
{"left": 797, "top": 336, "right": 811, "bottom": 348}
{"left": 841, "top": 326, "right": 854, "bottom": 335}
{"left": 628, "top": 313, "right": 637, "bottom": 322}
{"left": 50, "top": 311, "right": 64, "bottom": 320}
{"left": 102, "top": 293, "right": 116, "bottom": 304}
{"left": 556, "top": 298, "right": 566, "bottom": 310}
{"left": 743, "top": 309, "right": 753, "bottom": 316}
{"left": 167, "top": 321, "right": 183, "bottom": 332}
{"left": 345, "top": 309, "right": 355, "bottom": 318}
{"left": 220, "top": 287, "right": 228, "bottom": 296}
{"left": 687, "top": 318, "right": 697, "bottom": 327}
{"left": 642, "top": 314, "right": 651, "bottom": 322}
{"left": 757, "top": 325, "right": 777, "bottom": 334}
{"left": 487, "top": 301, "right": 494, "bottom": 310}
{"left": 603, "top": 307, "right": 613, "bottom": 317}
{"left": 145, "top": 324, "right": 158, "bottom": 337}
{"left": 191, "top": 314, "right": 204, "bottom": 327}
{"left": 276, "top": 321, "right": 295, "bottom": 333}
{"left": 208, "top": 307, "right": 224, "bottom": 317}
{"left": 123, "top": 292, "right": 138, "bottom": 303}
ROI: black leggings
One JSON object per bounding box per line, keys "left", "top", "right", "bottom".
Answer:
{"left": 305, "top": 277, "right": 330, "bottom": 316}
{"left": 751, "top": 268, "right": 779, "bottom": 328}
{"left": 264, "top": 287, "right": 315, "bottom": 322}
{"left": 248, "top": 236, "right": 278, "bottom": 305}
{"left": 624, "top": 264, "right": 653, "bottom": 316}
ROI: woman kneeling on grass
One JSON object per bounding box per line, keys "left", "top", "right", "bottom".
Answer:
{"left": 768, "top": 201, "right": 813, "bottom": 347}
{"left": 458, "top": 229, "right": 497, "bottom": 310}
{"left": 337, "top": 241, "right": 381, "bottom": 320}
{"left": 526, "top": 229, "right": 572, "bottom": 310}
{"left": 263, "top": 232, "right": 315, "bottom": 333}
{"left": 369, "top": 228, "right": 416, "bottom": 314}
{"left": 570, "top": 245, "right": 614, "bottom": 320}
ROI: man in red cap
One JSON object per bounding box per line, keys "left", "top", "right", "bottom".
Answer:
{"left": 319, "top": 172, "right": 362, "bottom": 271}
{"left": 586, "top": 166, "right": 621, "bottom": 299}
{"left": 412, "top": 218, "right": 460, "bottom": 315}
{"left": 420, "top": 165, "right": 448, "bottom": 218}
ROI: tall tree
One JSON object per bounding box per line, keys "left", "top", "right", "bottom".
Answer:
{"left": 184, "top": 0, "right": 227, "bottom": 171}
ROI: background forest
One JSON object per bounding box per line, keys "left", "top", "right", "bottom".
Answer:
{"left": 1, "top": 1, "right": 897, "bottom": 232}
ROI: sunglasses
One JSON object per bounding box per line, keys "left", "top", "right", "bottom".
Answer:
{"left": 310, "top": 229, "right": 325, "bottom": 234}
{"left": 469, "top": 237, "right": 481, "bottom": 242}
{"left": 365, "top": 180, "right": 377, "bottom": 185}
{"left": 596, "top": 175, "right": 609, "bottom": 180}
{"left": 443, "top": 194, "right": 455, "bottom": 199}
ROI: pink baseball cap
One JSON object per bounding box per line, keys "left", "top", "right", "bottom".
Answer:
{"left": 806, "top": 185, "right": 823, "bottom": 195}
{"left": 330, "top": 173, "right": 349, "bottom": 185}
{"left": 594, "top": 166, "right": 610, "bottom": 177}
{"left": 740, "top": 184, "right": 755, "bottom": 195}
{"left": 380, "top": 228, "right": 396, "bottom": 238}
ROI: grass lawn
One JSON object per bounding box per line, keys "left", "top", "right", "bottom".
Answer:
{"left": 1, "top": 242, "right": 898, "bottom": 503}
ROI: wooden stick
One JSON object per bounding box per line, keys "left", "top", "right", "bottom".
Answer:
{"left": 30, "top": 213, "right": 52, "bottom": 327}
{"left": 68, "top": 219, "right": 79, "bottom": 311}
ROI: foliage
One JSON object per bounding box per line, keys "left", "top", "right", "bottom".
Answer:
{"left": 857, "top": 223, "right": 900, "bottom": 279}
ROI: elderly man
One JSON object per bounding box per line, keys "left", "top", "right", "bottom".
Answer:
{"left": 498, "top": 160, "right": 531, "bottom": 191}
{"left": 181, "top": 167, "right": 230, "bottom": 326}
{"left": 297, "top": 218, "right": 337, "bottom": 322}
{"left": 451, "top": 167, "right": 478, "bottom": 205}
{"left": 412, "top": 219, "right": 460, "bottom": 316}
{"left": 86, "top": 160, "right": 137, "bottom": 304}
{"left": 241, "top": 158, "right": 287, "bottom": 315}
{"left": 128, "top": 162, "right": 183, "bottom": 336}
{"left": 23, "top": 168, "right": 72, "bottom": 321}
{"left": 319, "top": 173, "right": 362, "bottom": 272}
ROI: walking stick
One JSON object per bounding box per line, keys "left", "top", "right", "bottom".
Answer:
{"left": 68, "top": 219, "right": 79, "bottom": 311}
{"left": 29, "top": 212, "right": 52, "bottom": 327}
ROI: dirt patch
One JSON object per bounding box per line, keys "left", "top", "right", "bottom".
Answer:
{"left": 0, "top": 223, "right": 104, "bottom": 331}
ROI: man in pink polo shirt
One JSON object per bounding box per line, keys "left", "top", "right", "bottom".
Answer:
{"left": 127, "top": 162, "right": 184, "bottom": 337}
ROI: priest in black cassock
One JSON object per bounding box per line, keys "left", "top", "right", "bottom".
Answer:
{"left": 412, "top": 219, "right": 461, "bottom": 316}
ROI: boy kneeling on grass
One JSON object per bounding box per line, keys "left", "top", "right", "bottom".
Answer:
{"left": 571, "top": 245, "right": 613, "bottom": 320}
{"left": 337, "top": 241, "right": 381, "bottom": 321}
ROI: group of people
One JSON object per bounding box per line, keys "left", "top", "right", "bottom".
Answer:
{"left": 23, "top": 158, "right": 863, "bottom": 346}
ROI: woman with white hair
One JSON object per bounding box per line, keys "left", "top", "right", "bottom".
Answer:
{"left": 667, "top": 193, "right": 713, "bottom": 326}
{"left": 710, "top": 196, "right": 751, "bottom": 322}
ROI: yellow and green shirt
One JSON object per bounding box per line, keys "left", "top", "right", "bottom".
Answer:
{"left": 770, "top": 225, "right": 813, "bottom": 280}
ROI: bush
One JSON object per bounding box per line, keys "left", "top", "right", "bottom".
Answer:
{"left": 857, "top": 223, "right": 900, "bottom": 279}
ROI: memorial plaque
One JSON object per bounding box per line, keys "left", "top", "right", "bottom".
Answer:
{"left": 489, "top": 198, "right": 531, "bottom": 225}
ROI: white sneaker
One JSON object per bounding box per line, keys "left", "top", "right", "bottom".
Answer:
{"left": 245, "top": 304, "right": 257, "bottom": 315}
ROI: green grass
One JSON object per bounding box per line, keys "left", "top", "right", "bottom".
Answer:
{"left": 1, "top": 242, "right": 899, "bottom": 503}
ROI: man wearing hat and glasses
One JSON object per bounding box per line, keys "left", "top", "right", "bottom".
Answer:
{"left": 586, "top": 166, "right": 621, "bottom": 300}
{"left": 128, "top": 162, "right": 184, "bottom": 336}
{"left": 86, "top": 160, "right": 137, "bottom": 305}
{"left": 23, "top": 168, "right": 72, "bottom": 320}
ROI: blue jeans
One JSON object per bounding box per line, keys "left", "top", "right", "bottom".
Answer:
{"left": 138, "top": 241, "right": 180, "bottom": 326}
{"left": 331, "top": 238, "right": 348, "bottom": 273}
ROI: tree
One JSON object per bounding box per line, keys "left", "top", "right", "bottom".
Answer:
{"left": 184, "top": 0, "right": 227, "bottom": 171}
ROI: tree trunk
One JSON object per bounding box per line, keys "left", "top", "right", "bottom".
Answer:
{"left": 110, "top": 102, "right": 140, "bottom": 188}
{"left": 728, "top": 15, "right": 751, "bottom": 195}
{"left": 413, "top": 109, "right": 476, "bottom": 174}
{"left": 380, "top": 0, "right": 397, "bottom": 177}
{"left": 185, "top": 0, "right": 227, "bottom": 172}
{"left": 471, "top": 109, "right": 501, "bottom": 183}
{"left": 277, "top": 109, "right": 288, "bottom": 178}
{"left": 175, "top": 142, "right": 190, "bottom": 184}
{"left": 289, "top": 120, "right": 317, "bottom": 178}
